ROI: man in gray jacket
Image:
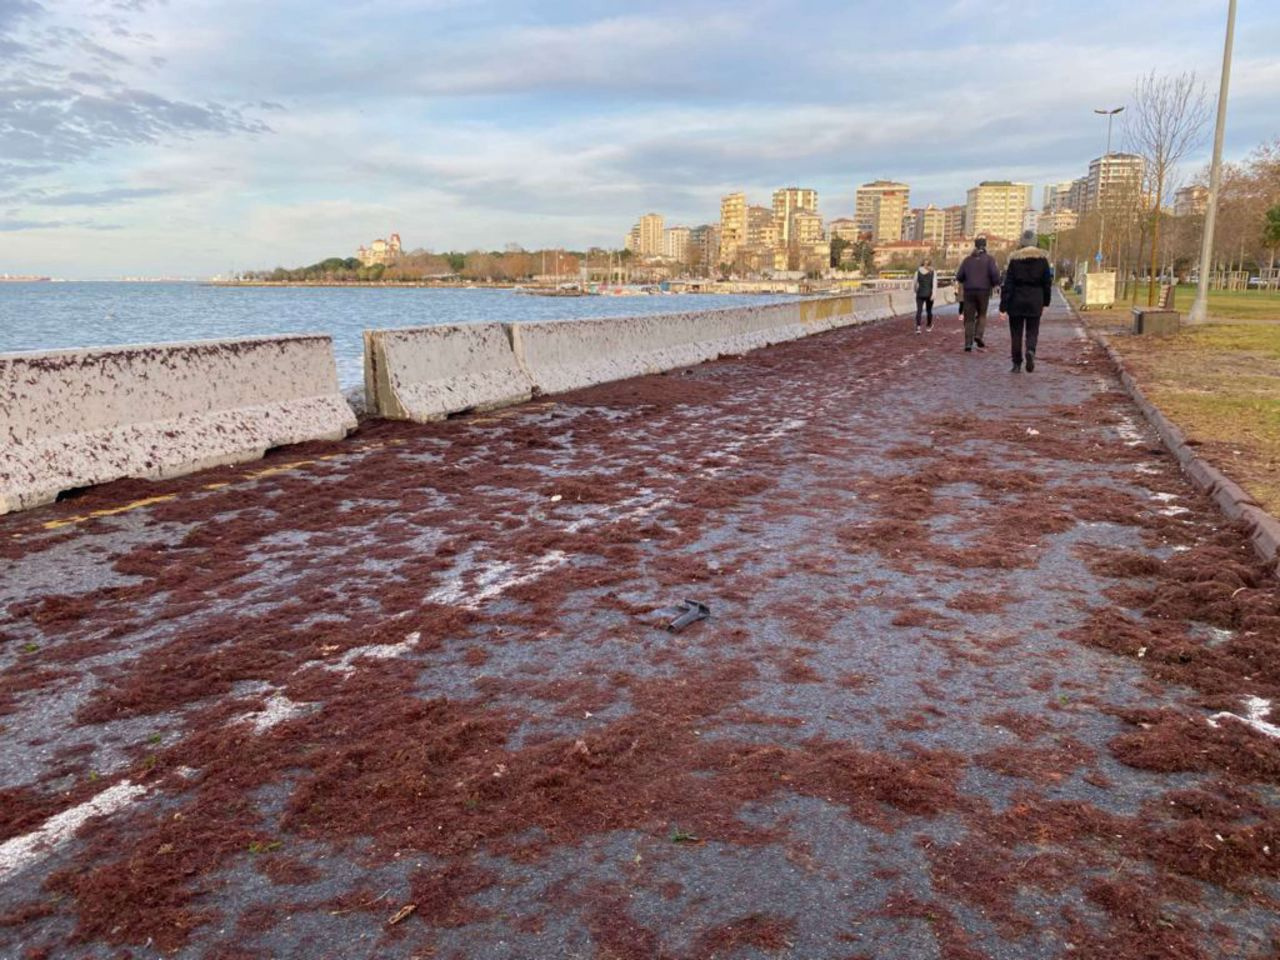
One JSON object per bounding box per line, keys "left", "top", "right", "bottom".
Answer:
{"left": 954, "top": 236, "right": 1001, "bottom": 352}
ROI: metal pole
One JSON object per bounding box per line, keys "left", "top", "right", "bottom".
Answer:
{"left": 1093, "top": 107, "right": 1124, "bottom": 271}
{"left": 1189, "top": 0, "right": 1236, "bottom": 325}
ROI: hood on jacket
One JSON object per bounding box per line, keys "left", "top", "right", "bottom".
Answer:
{"left": 1008, "top": 245, "right": 1048, "bottom": 261}
{"left": 917, "top": 265, "right": 933, "bottom": 274}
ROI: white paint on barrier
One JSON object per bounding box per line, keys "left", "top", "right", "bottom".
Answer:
{"left": 1208, "top": 696, "right": 1280, "bottom": 740}
{"left": 0, "top": 780, "right": 148, "bottom": 881}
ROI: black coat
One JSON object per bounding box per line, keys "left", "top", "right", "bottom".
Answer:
{"left": 955, "top": 250, "right": 1001, "bottom": 293}
{"left": 999, "top": 247, "right": 1053, "bottom": 318}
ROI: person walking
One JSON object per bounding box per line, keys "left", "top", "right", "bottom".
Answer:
{"left": 954, "top": 236, "right": 1001, "bottom": 352}
{"left": 914, "top": 259, "right": 936, "bottom": 334}
{"left": 999, "top": 229, "right": 1054, "bottom": 372}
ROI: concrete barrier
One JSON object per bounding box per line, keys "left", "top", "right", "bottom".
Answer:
{"left": 509, "top": 296, "right": 876, "bottom": 397}
{"left": 852, "top": 292, "right": 894, "bottom": 323}
{"left": 364, "top": 323, "right": 534, "bottom": 422}
{"left": 1, "top": 335, "right": 356, "bottom": 514}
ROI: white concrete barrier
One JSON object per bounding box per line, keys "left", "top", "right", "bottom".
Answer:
{"left": 852, "top": 292, "right": 894, "bottom": 323}
{"left": 0, "top": 335, "right": 356, "bottom": 514}
{"left": 364, "top": 323, "right": 533, "bottom": 422}
{"left": 509, "top": 294, "right": 888, "bottom": 397}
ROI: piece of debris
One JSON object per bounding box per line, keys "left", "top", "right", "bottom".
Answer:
{"left": 388, "top": 904, "right": 417, "bottom": 926}
{"left": 667, "top": 599, "right": 711, "bottom": 633}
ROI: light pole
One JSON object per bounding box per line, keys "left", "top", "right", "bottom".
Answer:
{"left": 1190, "top": 0, "right": 1237, "bottom": 324}
{"left": 1093, "top": 106, "right": 1125, "bottom": 272}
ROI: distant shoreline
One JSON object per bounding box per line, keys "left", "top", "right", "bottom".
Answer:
{"left": 204, "top": 280, "right": 518, "bottom": 289}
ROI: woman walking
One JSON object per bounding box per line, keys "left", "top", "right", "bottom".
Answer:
{"left": 999, "top": 229, "right": 1054, "bottom": 372}
{"left": 914, "top": 259, "right": 936, "bottom": 334}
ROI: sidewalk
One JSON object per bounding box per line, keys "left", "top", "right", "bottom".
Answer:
{"left": 2, "top": 295, "right": 1279, "bottom": 959}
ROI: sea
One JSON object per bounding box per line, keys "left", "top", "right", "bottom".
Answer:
{"left": 0, "top": 282, "right": 793, "bottom": 389}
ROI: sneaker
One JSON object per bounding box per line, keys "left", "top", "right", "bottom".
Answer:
{"left": 974, "top": 337, "right": 986, "bottom": 349}
{"left": 915, "top": 326, "right": 922, "bottom": 335}
{"left": 1025, "top": 351, "right": 1035, "bottom": 372}
{"left": 964, "top": 346, "right": 973, "bottom": 353}
{"left": 926, "top": 323, "right": 933, "bottom": 331}
{"left": 1011, "top": 361, "right": 1022, "bottom": 373}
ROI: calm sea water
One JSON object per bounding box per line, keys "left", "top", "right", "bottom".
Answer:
{"left": 0, "top": 282, "right": 793, "bottom": 388}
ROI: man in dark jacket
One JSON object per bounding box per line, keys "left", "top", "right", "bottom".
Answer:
{"left": 914, "top": 259, "right": 935, "bottom": 334}
{"left": 999, "top": 229, "right": 1054, "bottom": 373}
{"left": 954, "top": 237, "right": 1001, "bottom": 352}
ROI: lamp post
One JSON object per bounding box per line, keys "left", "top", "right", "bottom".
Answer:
{"left": 1093, "top": 106, "right": 1125, "bottom": 271}
{"left": 1190, "top": 0, "right": 1237, "bottom": 324}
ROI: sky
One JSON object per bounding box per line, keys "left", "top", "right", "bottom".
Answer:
{"left": 0, "top": 0, "right": 1277, "bottom": 278}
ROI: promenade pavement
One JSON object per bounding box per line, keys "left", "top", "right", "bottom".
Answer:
{"left": 2, "top": 294, "right": 1279, "bottom": 959}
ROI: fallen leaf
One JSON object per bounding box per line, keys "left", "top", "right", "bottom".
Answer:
{"left": 388, "top": 904, "right": 417, "bottom": 926}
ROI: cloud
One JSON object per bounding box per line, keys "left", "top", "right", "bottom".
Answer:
{"left": 0, "top": 216, "right": 121, "bottom": 231}
{"left": 29, "top": 185, "right": 176, "bottom": 205}
{"left": 0, "top": 0, "right": 268, "bottom": 186}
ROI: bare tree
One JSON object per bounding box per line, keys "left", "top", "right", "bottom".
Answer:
{"left": 1126, "top": 70, "right": 1209, "bottom": 304}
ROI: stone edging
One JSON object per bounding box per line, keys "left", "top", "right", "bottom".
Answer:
{"left": 1075, "top": 308, "right": 1280, "bottom": 570}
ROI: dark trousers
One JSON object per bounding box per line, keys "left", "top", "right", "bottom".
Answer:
{"left": 915, "top": 296, "right": 933, "bottom": 327}
{"left": 962, "top": 291, "right": 990, "bottom": 346}
{"left": 1008, "top": 315, "right": 1041, "bottom": 364}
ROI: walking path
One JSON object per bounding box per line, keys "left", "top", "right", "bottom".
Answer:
{"left": 2, "top": 294, "right": 1279, "bottom": 959}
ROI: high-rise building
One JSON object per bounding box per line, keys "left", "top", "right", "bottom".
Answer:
{"left": 689, "top": 224, "right": 720, "bottom": 271}
{"left": 855, "top": 180, "right": 910, "bottom": 240}
{"left": 1173, "top": 185, "right": 1209, "bottom": 217}
{"left": 719, "top": 192, "right": 747, "bottom": 265}
{"left": 965, "top": 181, "right": 1034, "bottom": 242}
{"left": 746, "top": 205, "right": 779, "bottom": 247}
{"left": 1086, "top": 154, "right": 1144, "bottom": 212}
{"left": 638, "top": 213, "right": 665, "bottom": 257}
{"left": 772, "top": 187, "right": 819, "bottom": 243}
{"left": 943, "top": 205, "right": 967, "bottom": 243}
{"left": 910, "top": 205, "right": 946, "bottom": 247}
{"left": 663, "top": 226, "right": 691, "bottom": 262}
{"left": 1067, "top": 177, "right": 1090, "bottom": 214}
{"left": 1042, "top": 181, "right": 1076, "bottom": 213}
{"left": 624, "top": 224, "right": 641, "bottom": 252}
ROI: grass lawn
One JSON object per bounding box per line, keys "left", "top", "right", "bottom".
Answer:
{"left": 1079, "top": 288, "right": 1280, "bottom": 513}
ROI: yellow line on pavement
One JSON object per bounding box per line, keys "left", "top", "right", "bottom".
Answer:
{"left": 42, "top": 494, "right": 179, "bottom": 530}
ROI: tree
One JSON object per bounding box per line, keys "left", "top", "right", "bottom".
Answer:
{"left": 1126, "top": 70, "right": 1209, "bottom": 303}
{"left": 1264, "top": 204, "right": 1280, "bottom": 279}
{"left": 830, "top": 235, "right": 850, "bottom": 268}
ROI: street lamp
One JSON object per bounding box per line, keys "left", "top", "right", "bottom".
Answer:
{"left": 1093, "top": 106, "right": 1125, "bottom": 271}
{"left": 1190, "top": 0, "right": 1237, "bottom": 324}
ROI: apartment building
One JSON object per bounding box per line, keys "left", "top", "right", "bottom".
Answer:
{"left": 829, "top": 218, "right": 860, "bottom": 243}
{"left": 855, "top": 180, "right": 910, "bottom": 241}
{"left": 1038, "top": 209, "right": 1079, "bottom": 234}
{"left": 1042, "top": 181, "right": 1075, "bottom": 214}
{"left": 719, "top": 192, "right": 748, "bottom": 265}
{"left": 1085, "top": 154, "right": 1145, "bottom": 212}
{"left": 690, "top": 224, "right": 720, "bottom": 269}
{"left": 637, "top": 213, "right": 665, "bottom": 257}
{"left": 1174, "top": 185, "right": 1209, "bottom": 217}
{"left": 772, "top": 187, "right": 819, "bottom": 243}
{"left": 943, "top": 205, "right": 966, "bottom": 243}
{"left": 965, "top": 181, "right": 1034, "bottom": 242}
{"left": 910, "top": 205, "right": 946, "bottom": 247}
{"left": 663, "top": 226, "right": 691, "bottom": 262}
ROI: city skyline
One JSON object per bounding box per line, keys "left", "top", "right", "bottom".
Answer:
{"left": 1, "top": 0, "right": 1277, "bottom": 278}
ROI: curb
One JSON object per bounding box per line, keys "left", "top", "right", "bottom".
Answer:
{"left": 1074, "top": 306, "right": 1280, "bottom": 572}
